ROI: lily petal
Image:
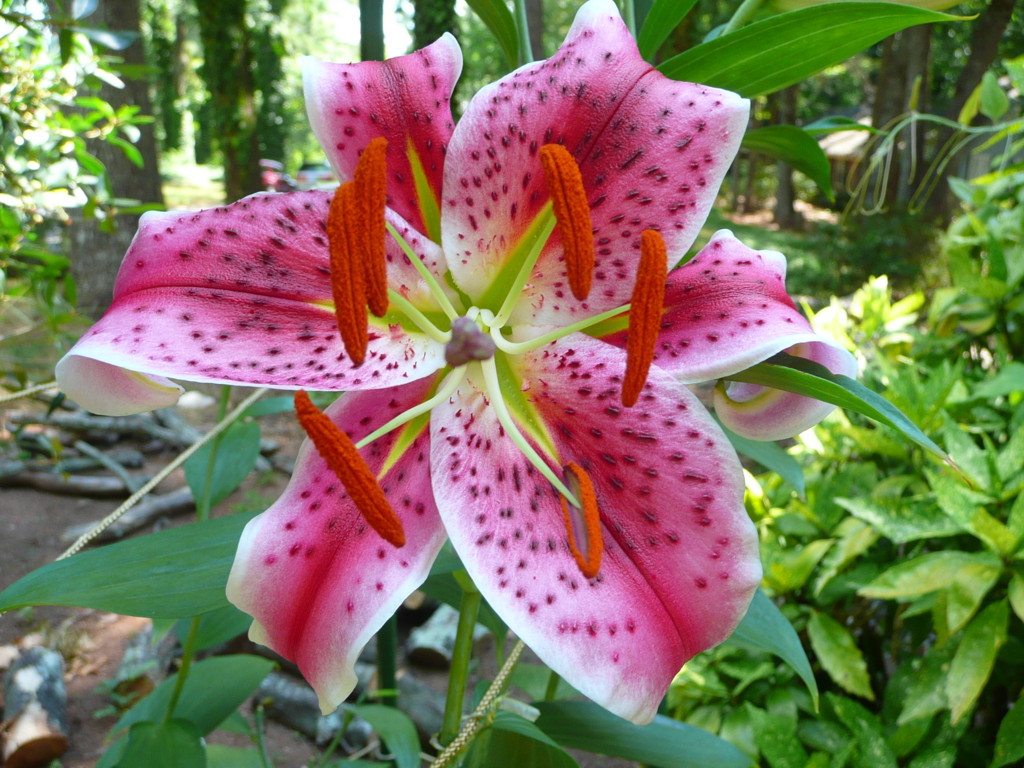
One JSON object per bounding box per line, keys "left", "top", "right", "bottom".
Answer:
{"left": 303, "top": 34, "right": 462, "bottom": 237}
{"left": 227, "top": 377, "right": 446, "bottom": 714}
{"left": 55, "top": 193, "right": 448, "bottom": 414}
{"left": 441, "top": 0, "right": 747, "bottom": 324}
{"left": 430, "top": 336, "right": 760, "bottom": 724}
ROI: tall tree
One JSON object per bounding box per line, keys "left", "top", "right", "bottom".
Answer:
{"left": 413, "top": 0, "right": 457, "bottom": 51}
{"left": 194, "top": 0, "right": 263, "bottom": 201}
{"left": 68, "top": 0, "right": 165, "bottom": 316}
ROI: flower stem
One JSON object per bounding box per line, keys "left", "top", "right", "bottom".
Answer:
{"left": 162, "top": 614, "right": 200, "bottom": 725}
{"left": 196, "top": 385, "right": 232, "bottom": 522}
{"left": 433, "top": 640, "right": 527, "bottom": 767}
{"left": 722, "top": 0, "right": 765, "bottom": 35}
{"left": 0, "top": 380, "right": 56, "bottom": 404}
{"left": 439, "top": 574, "right": 482, "bottom": 746}
{"left": 544, "top": 670, "right": 561, "bottom": 701}
{"left": 376, "top": 615, "right": 399, "bottom": 707}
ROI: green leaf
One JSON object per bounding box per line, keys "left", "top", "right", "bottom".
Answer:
{"left": 0, "top": 512, "right": 256, "bottom": 618}
{"left": 836, "top": 497, "right": 962, "bottom": 544}
{"left": 742, "top": 126, "right": 833, "bottom": 199}
{"left": 722, "top": 424, "right": 804, "bottom": 496}
{"left": 420, "top": 572, "right": 507, "bottom": 638}
{"left": 1008, "top": 574, "right": 1024, "bottom": 624}
{"left": 351, "top": 704, "right": 420, "bottom": 768}
{"left": 827, "top": 694, "right": 897, "bottom": 768}
{"left": 206, "top": 745, "right": 264, "bottom": 768}
{"left": 859, "top": 551, "right": 1001, "bottom": 600}
{"left": 944, "top": 559, "right": 1002, "bottom": 636}
{"left": 747, "top": 706, "right": 808, "bottom": 768}
{"left": 114, "top": 655, "right": 274, "bottom": 736}
{"left": 464, "top": 0, "right": 518, "bottom": 67}
{"left": 899, "top": 643, "right": 954, "bottom": 725}
{"left": 466, "top": 712, "right": 580, "bottom": 768}
{"left": 967, "top": 363, "right": 1024, "bottom": 401}
{"left": 637, "top": 0, "right": 699, "bottom": 60}
{"left": 536, "top": 701, "right": 752, "bottom": 768}
{"left": 727, "top": 589, "right": 818, "bottom": 707}
{"left": 107, "top": 135, "right": 143, "bottom": 168}
{"left": 802, "top": 116, "right": 880, "bottom": 136}
{"left": 807, "top": 612, "right": 874, "bottom": 700}
{"left": 928, "top": 470, "right": 1015, "bottom": 555}
{"left": 184, "top": 421, "right": 261, "bottom": 512}
{"left": 979, "top": 71, "right": 1010, "bottom": 122}
{"left": 726, "top": 353, "right": 947, "bottom": 461}
{"left": 947, "top": 601, "right": 1008, "bottom": 724}
{"left": 117, "top": 720, "right": 205, "bottom": 768}
{"left": 658, "top": 3, "right": 960, "bottom": 98}
{"left": 992, "top": 691, "right": 1024, "bottom": 768}
{"left": 176, "top": 604, "right": 252, "bottom": 651}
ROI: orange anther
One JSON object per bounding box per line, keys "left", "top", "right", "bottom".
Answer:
{"left": 327, "top": 182, "right": 368, "bottom": 365}
{"left": 560, "top": 462, "right": 602, "bottom": 579}
{"left": 539, "top": 144, "right": 594, "bottom": 301}
{"left": 622, "top": 230, "right": 667, "bottom": 407}
{"left": 354, "top": 137, "right": 389, "bottom": 317}
{"left": 294, "top": 391, "right": 406, "bottom": 548}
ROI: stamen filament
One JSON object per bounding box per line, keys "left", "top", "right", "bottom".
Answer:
{"left": 387, "top": 290, "right": 452, "bottom": 344}
{"left": 385, "top": 220, "right": 459, "bottom": 320}
{"left": 294, "top": 391, "right": 405, "bottom": 547}
{"left": 355, "top": 137, "right": 390, "bottom": 317}
{"left": 355, "top": 366, "right": 467, "bottom": 449}
{"left": 328, "top": 183, "right": 369, "bottom": 365}
{"left": 492, "top": 211, "right": 557, "bottom": 328}
{"left": 622, "top": 229, "right": 668, "bottom": 407}
{"left": 561, "top": 462, "right": 602, "bottom": 579}
{"left": 539, "top": 144, "right": 595, "bottom": 301}
{"left": 479, "top": 357, "right": 578, "bottom": 506}
{"left": 491, "top": 303, "right": 632, "bottom": 355}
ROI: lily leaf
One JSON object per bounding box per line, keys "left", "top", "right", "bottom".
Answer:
{"left": 535, "top": 701, "right": 752, "bottom": 768}
{"left": 807, "top": 612, "right": 874, "bottom": 700}
{"left": 742, "top": 125, "right": 834, "bottom": 200}
{"left": 0, "top": 512, "right": 256, "bottom": 618}
{"left": 721, "top": 423, "right": 805, "bottom": 496}
{"left": 659, "top": 2, "right": 961, "bottom": 97}
{"left": 464, "top": 0, "right": 519, "bottom": 67}
{"left": 637, "top": 0, "right": 699, "bottom": 61}
{"left": 728, "top": 589, "right": 818, "bottom": 706}
{"left": 725, "top": 353, "right": 948, "bottom": 462}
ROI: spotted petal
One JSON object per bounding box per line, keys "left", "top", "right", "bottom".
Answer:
{"left": 56, "top": 192, "right": 448, "bottom": 415}
{"left": 304, "top": 34, "right": 462, "bottom": 237}
{"left": 441, "top": 0, "right": 747, "bottom": 325}
{"left": 603, "top": 230, "right": 856, "bottom": 440}
{"left": 430, "top": 336, "right": 760, "bottom": 724}
{"left": 227, "top": 378, "right": 446, "bottom": 713}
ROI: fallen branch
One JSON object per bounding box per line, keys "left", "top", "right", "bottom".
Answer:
{"left": 0, "top": 473, "right": 142, "bottom": 497}
{"left": 61, "top": 486, "right": 195, "bottom": 543}
{"left": 0, "top": 448, "right": 144, "bottom": 480}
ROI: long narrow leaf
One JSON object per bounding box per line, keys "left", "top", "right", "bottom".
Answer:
{"left": 742, "top": 125, "right": 834, "bottom": 200}
{"left": 726, "top": 354, "right": 948, "bottom": 461}
{"left": 658, "top": 3, "right": 961, "bottom": 98}
{"left": 637, "top": 0, "right": 698, "bottom": 61}
{"left": 465, "top": 0, "right": 519, "bottom": 68}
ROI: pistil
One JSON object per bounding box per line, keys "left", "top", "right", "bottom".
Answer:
{"left": 539, "top": 144, "right": 595, "bottom": 301}
{"left": 294, "top": 391, "right": 405, "bottom": 547}
{"left": 622, "top": 229, "right": 667, "bottom": 407}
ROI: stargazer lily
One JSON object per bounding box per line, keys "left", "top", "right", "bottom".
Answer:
{"left": 55, "top": 0, "right": 855, "bottom": 725}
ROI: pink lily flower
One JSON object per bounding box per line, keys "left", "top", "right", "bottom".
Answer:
{"left": 55, "top": 0, "right": 854, "bottom": 725}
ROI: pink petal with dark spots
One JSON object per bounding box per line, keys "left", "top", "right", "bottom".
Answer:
{"left": 303, "top": 34, "right": 462, "bottom": 235}
{"left": 227, "top": 378, "right": 446, "bottom": 713}
{"left": 441, "top": 0, "right": 747, "bottom": 324}
{"left": 430, "top": 336, "right": 760, "bottom": 724}
{"left": 55, "top": 192, "right": 450, "bottom": 415}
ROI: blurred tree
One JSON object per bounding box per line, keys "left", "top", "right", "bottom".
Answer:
{"left": 360, "top": 0, "right": 383, "bottom": 61}
{"left": 67, "top": 0, "right": 165, "bottom": 316}
{"left": 413, "top": 0, "right": 456, "bottom": 50}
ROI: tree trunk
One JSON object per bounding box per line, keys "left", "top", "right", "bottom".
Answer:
{"left": 928, "top": 0, "right": 1016, "bottom": 219}
{"left": 773, "top": 85, "right": 802, "bottom": 230}
{"left": 525, "top": 0, "right": 545, "bottom": 59}
{"left": 413, "top": 0, "right": 458, "bottom": 51}
{"left": 194, "top": 0, "right": 263, "bottom": 202}
{"left": 68, "top": 0, "right": 164, "bottom": 317}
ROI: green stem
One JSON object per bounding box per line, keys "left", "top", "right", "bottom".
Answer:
{"left": 544, "top": 670, "right": 561, "bottom": 701}
{"left": 439, "top": 573, "right": 482, "bottom": 746}
{"left": 253, "top": 705, "right": 275, "bottom": 768}
{"left": 376, "top": 615, "right": 399, "bottom": 707}
{"left": 722, "top": 0, "right": 765, "bottom": 35}
{"left": 622, "top": 0, "right": 636, "bottom": 37}
{"left": 162, "top": 615, "right": 201, "bottom": 724}
{"left": 196, "top": 385, "right": 232, "bottom": 522}
{"left": 513, "top": 0, "right": 533, "bottom": 65}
